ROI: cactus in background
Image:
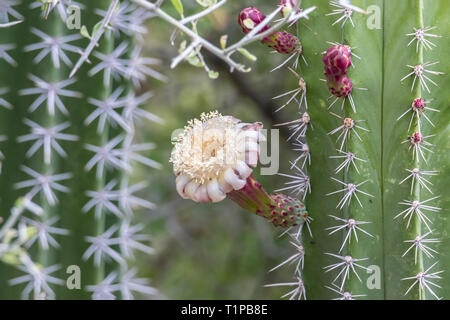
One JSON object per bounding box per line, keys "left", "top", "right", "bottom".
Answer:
{"left": 0, "top": 0, "right": 161, "bottom": 299}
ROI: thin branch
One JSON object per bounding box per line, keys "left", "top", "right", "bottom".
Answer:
{"left": 131, "top": 0, "right": 316, "bottom": 72}
{"left": 132, "top": 0, "right": 243, "bottom": 71}
{"left": 170, "top": 39, "right": 200, "bottom": 69}
{"left": 69, "top": 0, "right": 119, "bottom": 78}
{"left": 224, "top": 6, "right": 316, "bottom": 55}
{"left": 179, "top": 0, "right": 227, "bottom": 25}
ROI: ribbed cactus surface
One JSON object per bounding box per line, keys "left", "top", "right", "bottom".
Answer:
{"left": 298, "top": 0, "right": 450, "bottom": 299}
{"left": 0, "top": 0, "right": 159, "bottom": 299}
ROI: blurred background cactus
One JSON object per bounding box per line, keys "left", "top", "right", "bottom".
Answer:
{"left": 0, "top": 0, "right": 163, "bottom": 299}
{"left": 0, "top": 0, "right": 449, "bottom": 300}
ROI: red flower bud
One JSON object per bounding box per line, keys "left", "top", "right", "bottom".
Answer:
{"left": 262, "top": 31, "right": 301, "bottom": 54}
{"left": 323, "top": 45, "right": 352, "bottom": 76}
{"left": 279, "top": 0, "right": 301, "bottom": 17}
{"left": 326, "top": 74, "right": 353, "bottom": 97}
{"left": 238, "top": 7, "right": 268, "bottom": 34}
{"left": 412, "top": 98, "right": 426, "bottom": 110}
{"left": 411, "top": 132, "right": 423, "bottom": 144}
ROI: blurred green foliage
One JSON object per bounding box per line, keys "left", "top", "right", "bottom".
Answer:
{"left": 134, "top": 1, "right": 306, "bottom": 299}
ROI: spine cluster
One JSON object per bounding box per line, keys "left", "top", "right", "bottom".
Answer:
{"left": 0, "top": 0, "right": 161, "bottom": 299}
{"left": 256, "top": 0, "right": 312, "bottom": 301}
{"left": 321, "top": 2, "right": 373, "bottom": 300}
{"left": 397, "top": 2, "right": 443, "bottom": 299}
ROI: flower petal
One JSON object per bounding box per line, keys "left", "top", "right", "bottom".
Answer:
{"left": 234, "top": 160, "right": 253, "bottom": 180}
{"left": 194, "top": 184, "right": 211, "bottom": 203}
{"left": 246, "top": 150, "right": 259, "bottom": 167}
{"left": 237, "top": 130, "right": 259, "bottom": 143}
{"left": 224, "top": 167, "right": 246, "bottom": 190}
{"left": 175, "top": 174, "right": 192, "bottom": 199}
{"left": 206, "top": 179, "right": 226, "bottom": 203}
{"left": 218, "top": 175, "right": 234, "bottom": 194}
{"left": 184, "top": 180, "right": 201, "bottom": 200}
{"left": 237, "top": 140, "right": 259, "bottom": 154}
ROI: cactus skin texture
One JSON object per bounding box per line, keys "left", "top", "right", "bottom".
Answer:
{"left": 0, "top": 0, "right": 114, "bottom": 299}
{"left": 298, "top": 0, "right": 450, "bottom": 299}
{"left": 0, "top": 0, "right": 158, "bottom": 300}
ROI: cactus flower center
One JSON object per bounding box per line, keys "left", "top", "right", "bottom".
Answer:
{"left": 171, "top": 111, "right": 264, "bottom": 203}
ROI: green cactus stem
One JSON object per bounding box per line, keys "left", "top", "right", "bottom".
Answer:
{"left": 297, "top": 0, "right": 449, "bottom": 299}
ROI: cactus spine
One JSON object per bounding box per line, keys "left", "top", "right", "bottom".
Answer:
{"left": 0, "top": 0, "right": 159, "bottom": 299}
{"left": 294, "top": 0, "right": 449, "bottom": 299}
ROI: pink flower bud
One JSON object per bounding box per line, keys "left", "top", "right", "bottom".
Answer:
{"left": 412, "top": 98, "right": 426, "bottom": 110}
{"left": 323, "top": 45, "right": 352, "bottom": 76}
{"left": 411, "top": 132, "right": 423, "bottom": 144}
{"left": 326, "top": 74, "right": 353, "bottom": 97}
{"left": 262, "top": 31, "right": 301, "bottom": 54}
{"left": 279, "top": 0, "right": 301, "bottom": 17}
{"left": 238, "top": 7, "right": 268, "bottom": 34}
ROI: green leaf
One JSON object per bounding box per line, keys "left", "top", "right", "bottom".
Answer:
{"left": 196, "top": 0, "right": 217, "bottom": 7}
{"left": 178, "top": 41, "right": 203, "bottom": 67}
{"left": 80, "top": 25, "right": 91, "bottom": 39}
{"left": 92, "top": 21, "right": 103, "bottom": 37}
{"left": 220, "top": 35, "right": 228, "bottom": 50}
{"left": 208, "top": 70, "right": 219, "bottom": 79}
{"left": 171, "top": 0, "right": 184, "bottom": 17}
{"left": 237, "top": 48, "right": 257, "bottom": 62}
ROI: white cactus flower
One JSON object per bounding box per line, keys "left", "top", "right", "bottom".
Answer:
{"left": 170, "top": 111, "right": 265, "bottom": 203}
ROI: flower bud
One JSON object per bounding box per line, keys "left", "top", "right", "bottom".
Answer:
{"left": 238, "top": 7, "right": 268, "bottom": 34}
{"left": 267, "top": 193, "right": 309, "bottom": 228}
{"left": 412, "top": 98, "right": 426, "bottom": 110}
{"left": 410, "top": 132, "right": 423, "bottom": 144}
{"left": 323, "top": 45, "right": 352, "bottom": 76}
{"left": 262, "top": 31, "right": 302, "bottom": 54}
{"left": 279, "top": 0, "right": 301, "bottom": 17}
{"left": 326, "top": 74, "right": 353, "bottom": 97}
